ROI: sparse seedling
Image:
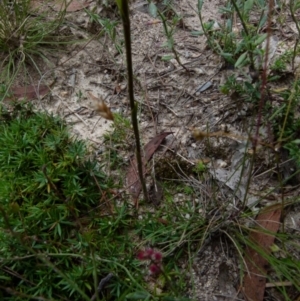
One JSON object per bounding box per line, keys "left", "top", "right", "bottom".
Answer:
{"left": 197, "top": 0, "right": 268, "bottom": 69}
{"left": 104, "top": 113, "right": 132, "bottom": 146}
{"left": 76, "top": 89, "right": 83, "bottom": 102}
{"left": 193, "top": 161, "right": 206, "bottom": 173}
{"left": 85, "top": 9, "right": 123, "bottom": 54}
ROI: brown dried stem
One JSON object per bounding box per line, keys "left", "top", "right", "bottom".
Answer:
{"left": 116, "top": 0, "right": 148, "bottom": 203}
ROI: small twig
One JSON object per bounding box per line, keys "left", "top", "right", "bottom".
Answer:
{"left": 68, "top": 68, "right": 77, "bottom": 93}
{"left": 3, "top": 266, "right": 35, "bottom": 286}
{"left": 254, "top": 158, "right": 294, "bottom": 178}
{"left": 90, "top": 273, "right": 114, "bottom": 301}
{"left": 160, "top": 101, "right": 179, "bottom": 117}
{"left": 62, "top": 102, "right": 89, "bottom": 127}
{"left": 64, "top": 106, "right": 89, "bottom": 118}
{"left": 91, "top": 173, "right": 113, "bottom": 214}
{"left": 142, "top": 73, "right": 157, "bottom": 134}
{"left": 265, "top": 281, "right": 292, "bottom": 288}
{"left": 161, "top": 145, "right": 195, "bottom": 166}
{"left": 91, "top": 116, "right": 101, "bottom": 133}
{"left": 221, "top": 230, "right": 250, "bottom": 276}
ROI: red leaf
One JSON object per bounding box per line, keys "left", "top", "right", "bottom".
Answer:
{"left": 126, "top": 132, "right": 173, "bottom": 202}
{"left": 243, "top": 204, "right": 282, "bottom": 301}
{"left": 7, "top": 84, "right": 50, "bottom": 101}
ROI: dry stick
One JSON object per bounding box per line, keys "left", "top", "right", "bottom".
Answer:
{"left": 239, "top": 0, "right": 273, "bottom": 208}
{"left": 91, "top": 173, "right": 113, "bottom": 215}
{"left": 142, "top": 73, "right": 158, "bottom": 134}
{"left": 117, "top": 0, "right": 148, "bottom": 204}
{"left": 90, "top": 273, "right": 114, "bottom": 301}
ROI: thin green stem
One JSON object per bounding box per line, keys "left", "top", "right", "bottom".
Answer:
{"left": 157, "top": 10, "right": 189, "bottom": 72}
{"left": 195, "top": 0, "right": 212, "bottom": 47}
{"left": 230, "top": 0, "right": 255, "bottom": 69}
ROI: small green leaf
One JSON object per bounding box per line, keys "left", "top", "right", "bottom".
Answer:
{"left": 258, "top": 14, "right": 267, "bottom": 29}
{"left": 226, "top": 19, "right": 232, "bottom": 31}
{"left": 270, "top": 244, "right": 280, "bottom": 252}
{"left": 235, "top": 52, "right": 248, "bottom": 68}
{"left": 162, "top": 297, "right": 192, "bottom": 301}
{"left": 148, "top": 2, "right": 157, "bottom": 18}
{"left": 198, "top": 0, "right": 204, "bottom": 10}
{"left": 57, "top": 223, "right": 62, "bottom": 237}
{"left": 84, "top": 282, "right": 92, "bottom": 290}
{"left": 254, "top": 33, "right": 267, "bottom": 46}
{"left": 161, "top": 55, "right": 173, "bottom": 61}
{"left": 235, "top": 40, "right": 245, "bottom": 55}
{"left": 126, "top": 291, "right": 150, "bottom": 299}
{"left": 116, "top": 0, "right": 122, "bottom": 13}
{"left": 292, "top": 139, "right": 300, "bottom": 144}
{"left": 293, "top": 1, "right": 300, "bottom": 10}
{"left": 244, "top": 0, "right": 254, "bottom": 12}
{"left": 190, "top": 30, "right": 203, "bottom": 36}
{"left": 221, "top": 52, "right": 233, "bottom": 60}
{"left": 167, "top": 37, "right": 174, "bottom": 49}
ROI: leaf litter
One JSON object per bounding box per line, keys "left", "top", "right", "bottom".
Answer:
{"left": 126, "top": 131, "right": 173, "bottom": 203}
{"left": 243, "top": 204, "right": 282, "bottom": 301}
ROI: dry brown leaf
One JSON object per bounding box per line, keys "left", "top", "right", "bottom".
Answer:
{"left": 243, "top": 204, "right": 282, "bottom": 301}
{"left": 126, "top": 132, "right": 173, "bottom": 202}
{"left": 114, "top": 84, "right": 122, "bottom": 95}
{"left": 88, "top": 92, "right": 114, "bottom": 121}
{"left": 7, "top": 84, "right": 51, "bottom": 101}
{"left": 192, "top": 128, "right": 247, "bottom": 142}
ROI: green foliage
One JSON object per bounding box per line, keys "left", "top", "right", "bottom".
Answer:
{"left": 0, "top": 104, "right": 140, "bottom": 300}
{"left": 232, "top": 226, "right": 300, "bottom": 296}
{"left": 104, "top": 113, "right": 132, "bottom": 146}
{"left": 149, "top": 1, "right": 187, "bottom": 68}
{"left": 85, "top": 9, "right": 123, "bottom": 53}
{"left": 270, "top": 81, "right": 300, "bottom": 167}
{"left": 285, "top": 137, "right": 300, "bottom": 166}
{"left": 271, "top": 50, "right": 294, "bottom": 72}
{"left": 0, "top": 104, "right": 192, "bottom": 300}
{"left": 173, "top": 184, "right": 194, "bottom": 195}
{"left": 196, "top": 0, "right": 268, "bottom": 66}
{"left": 270, "top": 44, "right": 300, "bottom": 74}
{"left": 193, "top": 161, "right": 206, "bottom": 173}
{"left": 0, "top": 0, "right": 68, "bottom": 94}
{"left": 220, "top": 74, "right": 260, "bottom": 102}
